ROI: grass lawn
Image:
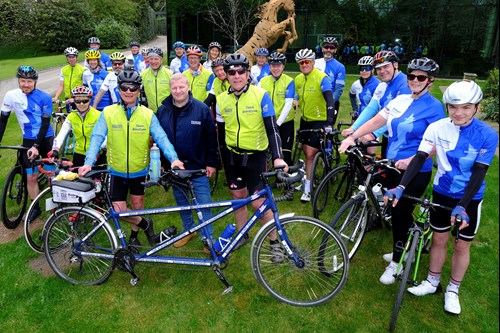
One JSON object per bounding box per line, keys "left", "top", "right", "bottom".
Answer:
{"left": 0, "top": 76, "right": 498, "bottom": 332}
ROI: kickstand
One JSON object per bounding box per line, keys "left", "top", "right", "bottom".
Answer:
{"left": 213, "top": 266, "right": 233, "bottom": 295}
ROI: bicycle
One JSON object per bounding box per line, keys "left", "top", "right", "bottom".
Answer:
{"left": 388, "top": 194, "right": 460, "bottom": 332}
{"left": 327, "top": 157, "right": 398, "bottom": 260}
{"left": 52, "top": 100, "right": 75, "bottom": 158}
{"left": 0, "top": 145, "right": 50, "bottom": 229}
{"left": 42, "top": 164, "right": 350, "bottom": 306}
{"left": 312, "top": 140, "right": 383, "bottom": 226}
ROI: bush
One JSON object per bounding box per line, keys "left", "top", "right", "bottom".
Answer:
{"left": 95, "top": 19, "right": 136, "bottom": 49}
{"left": 481, "top": 69, "right": 499, "bottom": 123}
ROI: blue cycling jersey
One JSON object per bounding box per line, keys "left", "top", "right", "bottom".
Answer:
{"left": 418, "top": 118, "right": 498, "bottom": 200}
{"left": 358, "top": 75, "right": 381, "bottom": 115}
{"left": 83, "top": 69, "right": 110, "bottom": 111}
{"left": 251, "top": 63, "right": 270, "bottom": 85}
{"left": 314, "top": 58, "right": 346, "bottom": 102}
{"left": 1, "top": 88, "right": 54, "bottom": 140}
{"left": 379, "top": 92, "right": 445, "bottom": 172}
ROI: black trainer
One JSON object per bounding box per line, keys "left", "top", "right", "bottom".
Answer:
{"left": 28, "top": 206, "right": 42, "bottom": 223}
{"left": 152, "top": 225, "right": 177, "bottom": 244}
{"left": 143, "top": 217, "right": 156, "bottom": 246}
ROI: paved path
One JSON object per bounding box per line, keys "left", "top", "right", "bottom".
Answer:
{"left": 0, "top": 36, "right": 168, "bottom": 102}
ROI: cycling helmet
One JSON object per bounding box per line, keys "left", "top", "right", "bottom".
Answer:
{"left": 141, "top": 47, "right": 150, "bottom": 54}
{"left": 71, "top": 86, "right": 92, "bottom": 98}
{"left": 208, "top": 41, "right": 222, "bottom": 50}
{"left": 269, "top": 52, "right": 286, "bottom": 65}
{"left": 117, "top": 69, "right": 142, "bottom": 86}
{"left": 109, "top": 52, "right": 126, "bottom": 62}
{"left": 223, "top": 54, "right": 249, "bottom": 72}
{"left": 148, "top": 47, "right": 163, "bottom": 58}
{"left": 255, "top": 48, "right": 269, "bottom": 56}
{"left": 373, "top": 50, "right": 399, "bottom": 68}
{"left": 358, "top": 56, "right": 374, "bottom": 66}
{"left": 172, "top": 41, "right": 185, "bottom": 49}
{"left": 85, "top": 49, "right": 101, "bottom": 60}
{"left": 442, "top": 80, "right": 483, "bottom": 105}
{"left": 322, "top": 36, "right": 338, "bottom": 46}
{"left": 211, "top": 57, "right": 225, "bottom": 68}
{"left": 186, "top": 46, "right": 202, "bottom": 57}
{"left": 16, "top": 65, "right": 38, "bottom": 80}
{"left": 129, "top": 41, "right": 140, "bottom": 47}
{"left": 295, "top": 49, "right": 315, "bottom": 62}
{"left": 88, "top": 37, "right": 100, "bottom": 45}
{"left": 64, "top": 47, "right": 79, "bottom": 57}
{"left": 407, "top": 57, "right": 439, "bottom": 77}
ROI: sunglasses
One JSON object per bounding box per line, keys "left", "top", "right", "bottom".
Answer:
{"left": 299, "top": 60, "right": 312, "bottom": 66}
{"left": 407, "top": 74, "right": 429, "bottom": 82}
{"left": 227, "top": 67, "right": 247, "bottom": 76}
{"left": 74, "top": 99, "right": 90, "bottom": 104}
{"left": 323, "top": 45, "right": 337, "bottom": 50}
{"left": 119, "top": 85, "right": 140, "bottom": 92}
{"left": 359, "top": 65, "right": 373, "bottom": 72}
{"left": 112, "top": 62, "right": 124, "bottom": 66}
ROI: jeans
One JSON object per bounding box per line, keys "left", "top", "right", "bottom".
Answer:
{"left": 172, "top": 175, "right": 214, "bottom": 241}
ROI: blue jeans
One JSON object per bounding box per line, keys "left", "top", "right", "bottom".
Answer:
{"left": 172, "top": 176, "right": 214, "bottom": 241}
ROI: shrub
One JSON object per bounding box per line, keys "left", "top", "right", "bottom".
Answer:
{"left": 481, "top": 69, "right": 499, "bottom": 123}
{"left": 95, "top": 19, "right": 136, "bottom": 49}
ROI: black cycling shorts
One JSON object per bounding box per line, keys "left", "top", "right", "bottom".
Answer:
{"left": 224, "top": 150, "right": 267, "bottom": 194}
{"left": 109, "top": 175, "right": 147, "bottom": 202}
{"left": 298, "top": 120, "right": 325, "bottom": 149}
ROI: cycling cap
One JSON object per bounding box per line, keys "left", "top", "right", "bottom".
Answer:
{"left": 16, "top": 65, "right": 38, "bottom": 80}
{"left": 85, "top": 49, "right": 101, "bottom": 60}
{"left": 88, "top": 37, "right": 100, "bottom": 44}
{"left": 130, "top": 41, "right": 140, "bottom": 47}
{"left": 117, "top": 69, "right": 142, "bottom": 86}
{"left": 148, "top": 47, "right": 163, "bottom": 58}
{"left": 373, "top": 51, "right": 399, "bottom": 68}
{"left": 110, "top": 52, "right": 126, "bottom": 62}
{"left": 141, "top": 47, "right": 151, "bottom": 54}
{"left": 64, "top": 47, "right": 79, "bottom": 57}
{"left": 211, "top": 57, "right": 225, "bottom": 68}
{"left": 173, "top": 41, "right": 185, "bottom": 49}
{"left": 71, "top": 86, "right": 92, "bottom": 98}
{"left": 223, "top": 54, "right": 249, "bottom": 72}
{"left": 323, "top": 37, "right": 338, "bottom": 46}
{"left": 442, "top": 80, "right": 483, "bottom": 105}
{"left": 269, "top": 52, "right": 286, "bottom": 65}
{"left": 295, "top": 49, "right": 315, "bottom": 62}
{"left": 186, "top": 46, "right": 202, "bottom": 57}
{"left": 209, "top": 42, "right": 222, "bottom": 50}
{"left": 358, "top": 56, "right": 373, "bottom": 66}
{"left": 255, "top": 48, "right": 269, "bottom": 56}
{"left": 408, "top": 57, "right": 439, "bottom": 77}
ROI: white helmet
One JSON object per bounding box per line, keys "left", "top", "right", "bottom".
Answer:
{"left": 358, "top": 56, "right": 373, "bottom": 66}
{"left": 442, "top": 80, "right": 483, "bottom": 105}
{"left": 295, "top": 49, "right": 315, "bottom": 62}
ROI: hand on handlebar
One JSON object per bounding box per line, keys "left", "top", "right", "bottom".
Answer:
{"left": 78, "top": 165, "right": 92, "bottom": 176}
{"left": 273, "top": 158, "right": 288, "bottom": 173}
{"left": 171, "top": 159, "right": 185, "bottom": 170}
{"left": 338, "top": 135, "right": 356, "bottom": 154}
{"left": 451, "top": 205, "right": 469, "bottom": 230}
{"left": 341, "top": 127, "right": 354, "bottom": 138}
{"left": 383, "top": 185, "right": 404, "bottom": 207}
{"left": 27, "top": 146, "right": 39, "bottom": 159}
{"left": 47, "top": 149, "right": 59, "bottom": 162}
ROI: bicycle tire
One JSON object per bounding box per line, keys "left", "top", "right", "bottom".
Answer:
{"left": 43, "top": 206, "right": 117, "bottom": 285}
{"left": 310, "top": 152, "right": 327, "bottom": 200}
{"left": 1, "top": 165, "right": 28, "bottom": 229}
{"left": 330, "top": 195, "right": 368, "bottom": 260}
{"left": 389, "top": 230, "right": 420, "bottom": 332}
{"left": 210, "top": 168, "right": 219, "bottom": 194}
{"left": 312, "top": 165, "right": 358, "bottom": 221}
{"left": 250, "top": 216, "right": 349, "bottom": 306}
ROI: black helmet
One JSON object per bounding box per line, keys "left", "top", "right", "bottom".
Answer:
{"left": 211, "top": 57, "right": 225, "bottom": 68}
{"left": 269, "top": 52, "right": 287, "bottom": 65}
{"left": 117, "top": 69, "right": 142, "bottom": 86}
{"left": 16, "top": 65, "right": 38, "bottom": 80}
{"left": 148, "top": 47, "right": 163, "bottom": 58}
{"left": 208, "top": 41, "right": 222, "bottom": 50}
{"left": 223, "top": 54, "right": 249, "bottom": 72}
{"left": 407, "top": 57, "right": 439, "bottom": 78}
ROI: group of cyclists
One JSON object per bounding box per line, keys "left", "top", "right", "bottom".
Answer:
{"left": 0, "top": 34, "right": 497, "bottom": 317}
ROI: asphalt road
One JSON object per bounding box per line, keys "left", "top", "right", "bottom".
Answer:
{"left": 0, "top": 36, "right": 168, "bottom": 102}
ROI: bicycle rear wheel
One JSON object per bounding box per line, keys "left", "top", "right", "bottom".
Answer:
{"left": 251, "top": 216, "right": 349, "bottom": 306}
{"left": 43, "top": 206, "right": 117, "bottom": 285}
{"left": 330, "top": 195, "right": 368, "bottom": 260}
{"left": 310, "top": 152, "right": 328, "bottom": 199}
{"left": 1, "top": 165, "right": 28, "bottom": 229}
{"left": 389, "top": 230, "right": 420, "bottom": 332}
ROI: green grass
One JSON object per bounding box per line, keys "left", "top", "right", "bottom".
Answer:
{"left": 0, "top": 76, "right": 498, "bottom": 333}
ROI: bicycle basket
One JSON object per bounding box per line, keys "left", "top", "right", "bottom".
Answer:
{"left": 51, "top": 178, "right": 96, "bottom": 204}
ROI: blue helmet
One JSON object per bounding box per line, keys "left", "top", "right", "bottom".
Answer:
{"left": 172, "top": 41, "right": 185, "bottom": 50}
{"left": 255, "top": 48, "right": 269, "bottom": 56}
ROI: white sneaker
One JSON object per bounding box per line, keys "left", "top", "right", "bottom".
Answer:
{"left": 382, "top": 252, "right": 415, "bottom": 263}
{"left": 407, "top": 280, "right": 441, "bottom": 296}
{"left": 300, "top": 192, "right": 311, "bottom": 202}
{"left": 444, "top": 291, "right": 461, "bottom": 314}
{"left": 379, "top": 263, "right": 402, "bottom": 285}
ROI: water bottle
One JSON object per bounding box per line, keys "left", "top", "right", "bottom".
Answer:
{"left": 150, "top": 143, "right": 161, "bottom": 180}
{"left": 213, "top": 224, "right": 237, "bottom": 252}
{"left": 325, "top": 139, "right": 333, "bottom": 156}
{"left": 372, "top": 183, "right": 384, "bottom": 207}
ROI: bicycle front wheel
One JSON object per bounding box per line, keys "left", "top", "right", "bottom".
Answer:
{"left": 251, "top": 216, "right": 349, "bottom": 306}
{"left": 330, "top": 195, "right": 368, "bottom": 261}
{"left": 310, "top": 152, "right": 327, "bottom": 199}
{"left": 389, "top": 230, "right": 420, "bottom": 332}
{"left": 43, "top": 206, "right": 117, "bottom": 285}
{"left": 1, "top": 165, "right": 28, "bottom": 229}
